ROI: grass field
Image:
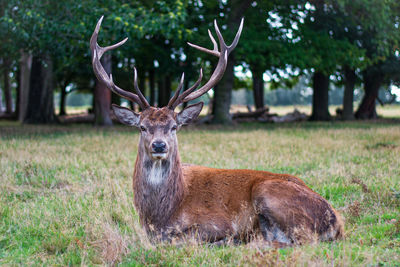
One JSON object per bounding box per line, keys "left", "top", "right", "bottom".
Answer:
{"left": 1, "top": 108, "right": 400, "bottom": 266}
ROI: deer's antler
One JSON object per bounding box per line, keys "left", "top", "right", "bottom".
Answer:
{"left": 167, "top": 18, "right": 244, "bottom": 110}
{"left": 90, "top": 16, "right": 149, "bottom": 110}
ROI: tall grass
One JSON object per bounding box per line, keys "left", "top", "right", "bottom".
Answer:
{"left": 1, "top": 117, "right": 399, "bottom": 265}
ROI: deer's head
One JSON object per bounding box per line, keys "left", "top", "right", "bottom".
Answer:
{"left": 111, "top": 104, "right": 202, "bottom": 160}
{"left": 90, "top": 16, "right": 243, "bottom": 160}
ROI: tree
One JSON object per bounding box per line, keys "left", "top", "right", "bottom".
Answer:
{"left": 236, "top": 1, "right": 280, "bottom": 110}
{"left": 188, "top": 0, "right": 251, "bottom": 124}
{"left": 342, "top": 66, "right": 357, "bottom": 120}
{"left": 24, "top": 55, "right": 56, "bottom": 123}
{"left": 267, "top": 1, "right": 365, "bottom": 120}
{"left": 94, "top": 54, "right": 113, "bottom": 125}
{"left": 2, "top": 0, "right": 190, "bottom": 124}
{"left": 3, "top": 0, "right": 398, "bottom": 125}
{"left": 2, "top": 58, "right": 13, "bottom": 114}
{"left": 0, "top": 0, "right": 19, "bottom": 116}
{"left": 321, "top": 0, "right": 400, "bottom": 119}
{"left": 18, "top": 52, "right": 32, "bottom": 121}
{"left": 299, "top": 1, "right": 360, "bottom": 121}
{"left": 349, "top": 0, "right": 400, "bottom": 119}
{"left": 212, "top": 0, "right": 252, "bottom": 124}
{"left": 2, "top": 0, "right": 67, "bottom": 123}
{"left": 355, "top": 56, "right": 400, "bottom": 119}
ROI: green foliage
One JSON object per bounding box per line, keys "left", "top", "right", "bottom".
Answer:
{"left": 1, "top": 0, "right": 399, "bottom": 118}
{"left": 1, "top": 0, "right": 190, "bottom": 100}
{"left": 247, "top": 0, "right": 399, "bottom": 86}
{"left": 236, "top": 1, "right": 284, "bottom": 71}
{"left": 2, "top": 0, "right": 188, "bottom": 53}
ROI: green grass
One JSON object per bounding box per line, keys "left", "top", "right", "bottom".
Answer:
{"left": 1, "top": 117, "right": 400, "bottom": 265}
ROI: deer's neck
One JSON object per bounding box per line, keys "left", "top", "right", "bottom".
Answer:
{"left": 133, "top": 145, "right": 184, "bottom": 232}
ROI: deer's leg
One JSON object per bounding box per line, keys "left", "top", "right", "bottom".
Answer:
{"left": 252, "top": 180, "right": 342, "bottom": 245}
{"left": 194, "top": 218, "right": 234, "bottom": 242}
{"left": 173, "top": 212, "right": 234, "bottom": 243}
{"left": 258, "top": 213, "right": 291, "bottom": 244}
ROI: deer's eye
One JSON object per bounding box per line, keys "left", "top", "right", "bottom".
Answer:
{"left": 171, "top": 125, "right": 177, "bottom": 131}
{"left": 140, "top": 126, "right": 146, "bottom": 132}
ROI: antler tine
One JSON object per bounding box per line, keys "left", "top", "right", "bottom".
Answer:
{"left": 213, "top": 19, "right": 227, "bottom": 52}
{"left": 133, "top": 67, "right": 150, "bottom": 108}
{"left": 209, "top": 29, "right": 219, "bottom": 53}
{"left": 90, "top": 16, "right": 129, "bottom": 59}
{"left": 93, "top": 51, "right": 142, "bottom": 105}
{"left": 170, "top": 68, "right": 203, "bottom": 110}
{"left": 90, "top": 16, "right": 148, "bottom": 110}
{"left": 228, "top": 17, "right": 244, "bottom": 53}
{"left": 187, "top": 29, "right": 220, "bottom": 57}
{"left": 181, "top": 18, "right": 244, "bottom": 103}
{"left": 167, "top": 73, "right": 185, "bottom": 109}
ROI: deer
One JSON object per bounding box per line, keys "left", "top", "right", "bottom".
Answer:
{"left": 90, "top": 16, "right": 344, "bottom": 246}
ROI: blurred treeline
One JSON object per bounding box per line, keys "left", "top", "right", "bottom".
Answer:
{"left": 0, "top": 0, "right": 399, "bottom": 125}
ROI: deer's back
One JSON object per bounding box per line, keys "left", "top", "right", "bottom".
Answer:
{"left": 180, "top": 164, "right": 310, "bottom": 220}
{"left": 179, "top": 164, "right": 343, "bottom": 242}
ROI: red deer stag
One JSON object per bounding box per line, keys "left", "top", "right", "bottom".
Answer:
{"left": 90, "top": 16, "right": 343, "bottom": 245}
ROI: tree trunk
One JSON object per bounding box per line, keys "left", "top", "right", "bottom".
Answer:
{"left": 149, "top": 69, "right": 155, "bottom": 106}
{"left": 15, "top": 65, "right": 20, "bottom": 118}
{"left": 0, "top": 87, "right": 3, "bottom": 114}
{"left": 208, "top": 94, "right": 214, "bottom": 115}
{"left": 18, "top": 51, "right": 32, "bottom": 122}
{"left": 310, "top": 71, "right": 331, "bottom": 121}
{"left": 111, "top": 90, "right": 120, "bottom": 106}
{"left": 3, "top": 58, "right": 13, "bottom": 114}
{"left": 209, "top": 0, "right": 252, "bottom": 124}
{"left": 24, "top": 55, "right": 56, "bottom": 124}
{"left": 90, "top": 91, "right": 95, "bottom": 114}
{"left": 158, "top": 75, "right": 171, "bottom": 107}
{"left": 342, "top": 67, "right": 356, "bottom": 120}
{"left": 252, "top": 69, "right": 264, "bottom": 109}
{"left": 59, "top": 84, "right": 67, "bottom": 116}
{"left": 94, "top": 53, "right": 112, "bottom": 126}
{"left": 211, "top": 58, "right": 234, "bottom": 124}
{"left": 355, "top": 69, "right": 383, "bottom": 119}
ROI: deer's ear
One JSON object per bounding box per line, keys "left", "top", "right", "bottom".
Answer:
{"left": 177, "top": 102, "right": 204, "bottom": 126}
{"left": 112, "top": 104, "right": 140, "bottom": 127}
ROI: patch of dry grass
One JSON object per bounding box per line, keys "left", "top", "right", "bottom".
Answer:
{"left": 1, "top": 110, "right": 399, "bottom": 265}
{"left": 230, "top": 104, "right": 400, "bottom": 119}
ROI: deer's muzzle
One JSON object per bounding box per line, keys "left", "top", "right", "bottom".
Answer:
{"left": 151, "top": 141, "right": 168, "bottom": 159}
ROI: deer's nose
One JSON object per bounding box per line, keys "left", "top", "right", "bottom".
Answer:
{"left": 152, "top": 141, "right": 167, "bottom": 153}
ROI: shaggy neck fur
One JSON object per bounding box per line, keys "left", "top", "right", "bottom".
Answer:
{"left": 133, "top": 140, "right": 184, "bottom": 235}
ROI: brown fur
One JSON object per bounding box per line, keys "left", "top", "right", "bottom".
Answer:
{"left": 122, "top": 107, "right": 344, "bottom": 245}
